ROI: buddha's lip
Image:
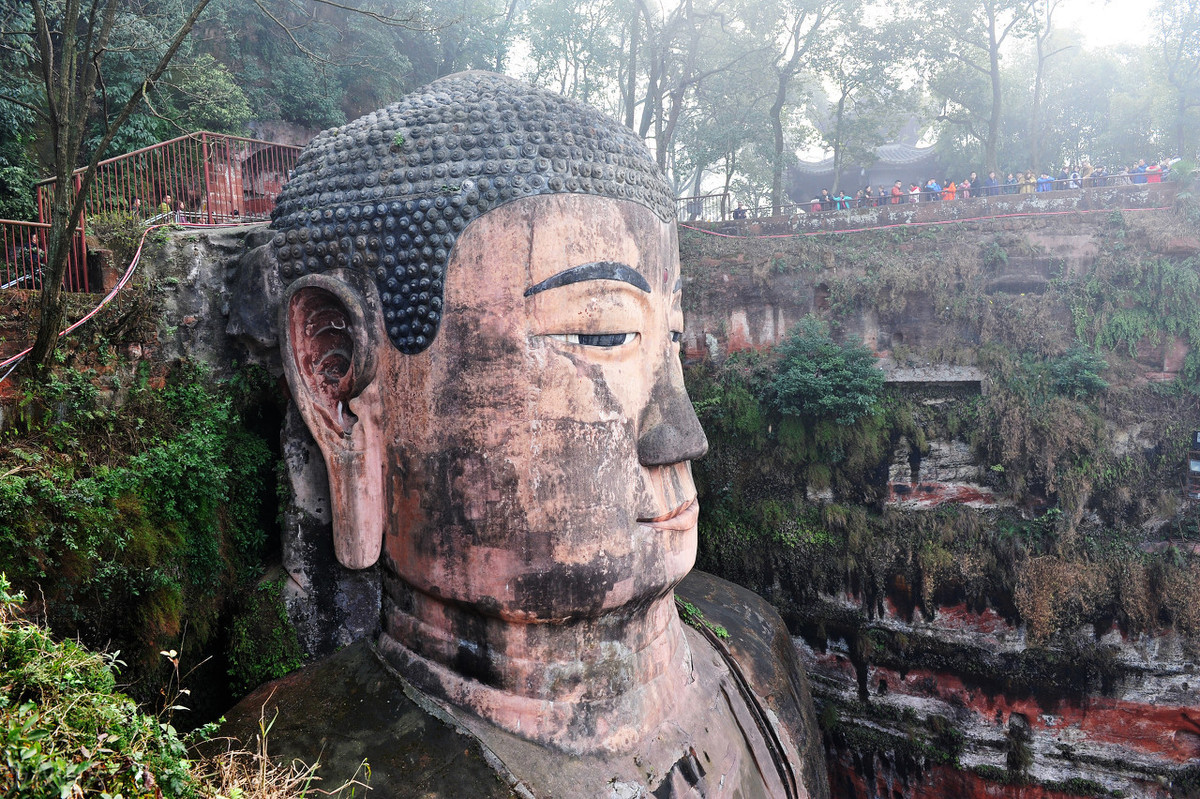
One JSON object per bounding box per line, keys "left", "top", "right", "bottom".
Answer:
{"left": 638, "top": 498, "right": 699, "bottom": 529}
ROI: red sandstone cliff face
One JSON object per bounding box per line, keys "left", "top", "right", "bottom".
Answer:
{"left": 795, "top": 593, "right": 1198, "bottom": 798}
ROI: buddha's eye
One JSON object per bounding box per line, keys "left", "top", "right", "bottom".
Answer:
{"left": 670, "top": 331, "right": 682, "bottom": 343}
{"left": 546, "top": 333, "right": 637, "bottom": 347}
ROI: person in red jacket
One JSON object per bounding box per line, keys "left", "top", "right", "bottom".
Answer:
{"left": 891, "top": 180, "right": 903, "bottom": 203}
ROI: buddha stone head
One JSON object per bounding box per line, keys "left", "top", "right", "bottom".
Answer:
{"left": 270, "top": 72, "right": 708, "bottom": 752}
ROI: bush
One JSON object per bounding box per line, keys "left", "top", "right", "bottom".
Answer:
{"left": 0, "top": 574, "right": 366, "bottom": 798}
{"left": 1049, "top": 346, "right": 1109, "bottom": 399}
{"left": 0, "top": 574, "right": 200, "bottom": 797}
{"left": 0, "top": 362, "right": 280, "bottom": 701}
{"left": 769, "top": 316, "right": 885, "bottom": 425}
{"left": 226, "top": 581, "right": 304, "bottom": 695}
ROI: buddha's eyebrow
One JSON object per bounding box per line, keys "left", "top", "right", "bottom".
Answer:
{"left": 524, "top": 261, "right": 651, "bottom": 297}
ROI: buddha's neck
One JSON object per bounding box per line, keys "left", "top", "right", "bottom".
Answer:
{"left": 375, "top": 577, "right": 693, "bottom": 754}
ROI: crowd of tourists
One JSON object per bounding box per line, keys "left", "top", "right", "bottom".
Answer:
{"left": 796, "top": 159, "right": 1176, "bottom": 214}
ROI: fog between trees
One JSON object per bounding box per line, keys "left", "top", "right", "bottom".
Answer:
{"left": 1, "top": 0, "right": 1197, "bottom": 220}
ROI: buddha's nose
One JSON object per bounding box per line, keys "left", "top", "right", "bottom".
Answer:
{"left": 637, "top": 362, "right": 709, "bottom": 466}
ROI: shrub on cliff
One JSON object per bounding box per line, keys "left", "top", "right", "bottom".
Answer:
{"left": 0, "top": 574, "right": 367, "bottom": 798}
{"left": 768, "top": 316, "right": 885, "bottom": 426}
{"left": 0, "top": 361, "right": 284, "bottom": 707}
{"left": 1048, "top": 346, "right": 1108, "bottom": 399}
{"left": 0, "top": 574, "right": 200, "bottom": 797}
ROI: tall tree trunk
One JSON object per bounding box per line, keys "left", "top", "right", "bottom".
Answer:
{"left": 1029, "top": 34, "right": 1044, "bottom": 170}
{"left": 624, "top": 10, "right": 638, "bottom": 129}
{"left": 986, "top": 8, "right": 1002, "bottom": 175}
{"left": 26, "top": 0, "right": 214, "bottom": 377}
{"left": 769, "top": 75, "right": 787, "bottom": 214}
{"left": 1178, "top": 97, "right": 1189, "bottom": 159}
{"left": 830, "top": 92, "right": 847, "bottom": 193}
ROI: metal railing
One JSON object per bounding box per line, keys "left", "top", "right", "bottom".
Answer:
{"left": 0, "top": 219, "right": 87, "bottom": 292}
{"left": 681, "top": 169, "right": 1181, "bottom": 225}
{"left": 36, "top": 131, "right": 302, "bottom": 226}
{"left": 7, "top": 131, "right": 304, "bottom": 295}
{"left": 677, "top": 193, "right": 731, "bottom": 221}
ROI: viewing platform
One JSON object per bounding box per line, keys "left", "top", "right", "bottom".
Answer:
{"left": 682, "top": 181, "right": 1182, "bottom": 238}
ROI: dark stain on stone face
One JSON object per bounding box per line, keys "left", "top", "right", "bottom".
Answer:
{"left": 420, "top": 447, "right": 526, "bottom": 551}
{"left": 449, "top": 607, "right": 500, "bottom": 687}
{"left": 637, "top": 364, "right": 709, "bottom": 467}
{"left": 268, "top": 71, "right": 675, "bottom": 355}
{"left": 511, "top": 556, "right": 628, "bottom": 621}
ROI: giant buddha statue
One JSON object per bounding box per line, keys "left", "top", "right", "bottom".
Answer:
{"left": 223, "top": 72, "right": 828, "bottom": 799}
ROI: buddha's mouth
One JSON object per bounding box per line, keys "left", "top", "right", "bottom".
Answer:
{"left": 638, "top": 498, "right": 699, "bottom": 530}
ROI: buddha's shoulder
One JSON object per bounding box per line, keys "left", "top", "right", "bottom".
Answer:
{"left": 674, "top": 570, "right": 830, "bottom": 799}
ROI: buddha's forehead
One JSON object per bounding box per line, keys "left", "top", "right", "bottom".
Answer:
{"left": 269, "top": 71, "right": 675, "bottom": 355}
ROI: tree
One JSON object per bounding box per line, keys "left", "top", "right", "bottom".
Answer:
{"left": 397, "top": 0, "right": 518, "bottom": 85}
{"left": 672, "top": 53, "right": 775, "bottom": 210}
{"left": 1156, "top": 0, "right": 1200, "bottom": 158}
{"left": 1026, "top": 0, "right": 1070, "bottom": 171}
{"left": 769, "top": 316, "right": 884, "bottom": 426}
{"left": 628, "top": 0, "right": 764, "bottom": 174}
{"left": 0, "top": 0, "right": 421, "bottom": 375}
{"left": 759, "top": 0, "right": 858, "bottom": 211}
{"left": 3, "top": 0, "right": 216, "bottom": 375}
{"left": 522, "top": 0, "right": 622, "bottom": 107}
{"left": 913, "top": 0, "right": 1038, "bottom": 174}
{"left": 0, "top": 3, "right": 38, "bottom": 220}
{"left": 816, "top": 17, "right": 913, "bottom": 192}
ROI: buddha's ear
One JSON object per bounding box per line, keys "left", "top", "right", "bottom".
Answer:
{"left": 280, "top": 274, "right": 384, "bottom": 570}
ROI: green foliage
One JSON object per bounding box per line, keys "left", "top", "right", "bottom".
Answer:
{"left": 164, "top": 55, "right": 252, "bottom": 134}
{"left": 226, "top": 580, "right": 304, "bottom": 695}
{"left": 0, "top": 130, "right": 35, "bottom": 221}
{"left": 0, "top": 362, "right": 281, "bottom": 700}
{"left": 0, "top": 575, "right": 201, "bottom": 797}
{"left": 88, "top": 211, "right": 146, "bottom": 268}
{"left": 271, "top": 58, "right": 347, "bottom": 129}
{"left": 769, "top": 317, "right": 885, "bottom": 425}
{"left": 674, "top": 598, "right": 730, "bottom": 640}
{"left": 1169, "top": 160, "right": 1197, "bottom": 183}
{"left": 1049, "top": 346, "right": 1109, "bottom": 399}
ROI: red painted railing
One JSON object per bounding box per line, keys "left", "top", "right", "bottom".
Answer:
{"left": 9, "top": 132, "right": 303, "bottom": 295}
{"left": 0, "top": 219, "right": 87, "bottom": 292}
{"left": 36, "top": 132, "right": 302, "bottom": 226}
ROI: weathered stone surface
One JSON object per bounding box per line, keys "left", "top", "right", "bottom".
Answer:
{"left": 150, "top": 224, "right": 277, "bottom": 375}
{"left": 220, "top": 571, "right": 829, "bottom": 799}
{"left": 676, "top": 570, "right": 830, "bottom": 799}
{"left": 215, "top": 640, "right": 524, "bottom": 798}
{"left": 278, "top": 404, "right": 380, "bottom": 658}
{"left": 799, "top": 592, "right": 1200, "bottom": 798}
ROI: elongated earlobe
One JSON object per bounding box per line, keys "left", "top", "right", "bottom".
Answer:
{"left": 280, "top": 274, "right": 384, "bottom": 569}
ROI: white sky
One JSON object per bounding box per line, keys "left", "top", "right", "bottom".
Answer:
{"left": 1056, "top": 0, "right": 1153, "bottom": 50}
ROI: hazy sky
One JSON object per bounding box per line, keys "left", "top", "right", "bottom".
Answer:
{"left": 1057, "top": 0, "right": 1153, "bottom": 49}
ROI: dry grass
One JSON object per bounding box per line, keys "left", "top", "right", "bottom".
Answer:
{"left": 193, "top": 697, "right": 370, "bottom": 799}
{"left": 190, "top": 695, "right": 369, "bottom": 791}
{"left": 1014, "top": 556, "right": 1108, "bottom": 644}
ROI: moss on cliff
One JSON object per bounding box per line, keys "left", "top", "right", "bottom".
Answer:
{"left": 0, "top": 358, "right": 292, "bottom": 718}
